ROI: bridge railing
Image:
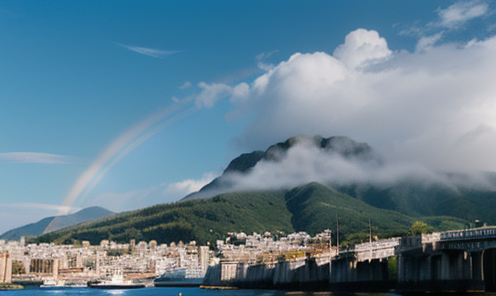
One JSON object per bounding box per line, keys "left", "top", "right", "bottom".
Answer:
{"left": 422, "top": 233, "right": 440, "bottom": 244}
{"left": 354, "top": 238, "right": 400, "bottom": 252}
{"left": 440, "top": 227, "right": 496, "bottom": 241}
{"left": 354, "top": 238, "right": 400, "bottom": 262}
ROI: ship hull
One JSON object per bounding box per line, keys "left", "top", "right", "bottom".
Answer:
{"left": 154, "top": 279, "right": 203, "bottom": 287}
{"left": 89, "top": 283, "right": 145, "bottom": 289}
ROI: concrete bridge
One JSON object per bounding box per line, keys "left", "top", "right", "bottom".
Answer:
{"left": 397, "top": 227, "right": 496, "bottom": 293}
{"left": 203, "top": 226, "right": 496, "bottom": 293}
{"left": 329, "top": 239, "right": 399, "bottom": 292}
{"left": 328, "top": 227, "right": 496, "bottom": 293}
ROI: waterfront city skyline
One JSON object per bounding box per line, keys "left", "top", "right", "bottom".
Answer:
{"left": 2, "top": 0, "right": 496, "bottom": 234}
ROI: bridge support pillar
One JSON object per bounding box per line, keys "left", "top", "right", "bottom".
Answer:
{"left": 330, "top": 255, "right": 395, "bottom": 292}
{"left": 472, "top": 251, "right": 483, "bottom": 281}
{"left": 398, "top": 249, "right": 484, "bottom": 293}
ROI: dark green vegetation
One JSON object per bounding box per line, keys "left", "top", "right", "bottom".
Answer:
{"left": 35, "top": 182, "right": 468, "bottom": 246}
{"left": 0, "top": 206, "right": 113, "bottom": 241}
{"left": 0, "top": 283, "right": 23, "bottom": 290}
{"left": 36, "top": 191, "right": 294, "bottom": 245}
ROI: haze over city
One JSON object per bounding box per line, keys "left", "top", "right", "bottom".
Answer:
{"left": 1, "top": 0, "right": 496, "bottom": 235}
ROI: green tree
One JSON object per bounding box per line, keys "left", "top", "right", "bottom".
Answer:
{"left": 410, "top": 221, "right": 434, "bottom": 235}
{"left": 342, "top": 232, "right": 370, "bottom": 246}
{"left": 12, "top": 260, "right": 25, "bottom": 275}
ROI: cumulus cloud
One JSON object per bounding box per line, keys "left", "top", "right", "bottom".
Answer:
{"left": 195, "top": 82, "right": 233, "bottom": 108}
{"left": 0, "top": 152, "right": 75, "bottom": 164}
{"left": 220, "top": 28, "right": 496, "bottom": 175}
{"left": 435, "top": 0, "right": 489, "bottom": 29}
{"left": 333, "top": 28, "right": 392, "bottom": 69}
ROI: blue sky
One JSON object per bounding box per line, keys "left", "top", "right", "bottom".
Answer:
{"left": 1, "top": 0, "right": 496, "bottom": 235}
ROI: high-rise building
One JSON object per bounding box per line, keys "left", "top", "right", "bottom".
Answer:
{"left": 0, "top": 251, "right": 12, "bottom": 283}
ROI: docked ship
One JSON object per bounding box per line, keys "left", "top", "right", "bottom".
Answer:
{"left": 88, "top": 270, "right": 145, "bottom": 289}
{"left": 39, "top": 278, "right": 66, "bottom": 289}
{"left": 154, "top": 267, "right": 204, "bottom": 287}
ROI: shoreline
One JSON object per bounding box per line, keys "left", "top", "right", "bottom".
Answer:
{"left": 0, "top": 283, "right": 24, "bottom": 291}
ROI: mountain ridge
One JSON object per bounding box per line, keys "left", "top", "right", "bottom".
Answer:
{"left": 0, "top": 206, "right": 114, "bottom": 242}
{"left": 184, "top": 135, "right": 376, "bottom": 200}
{"left": 186, "top": 135, "right": 496, "bottom": 226}
{"left": 28, "top": 135, "right": 496, "bottom": 246}
{"left": 34, "top": 182, "right": 468, "bottom": 246}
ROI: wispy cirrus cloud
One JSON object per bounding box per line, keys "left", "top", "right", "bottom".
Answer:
{"left": 435, "top": 0, "right": 489, "bottom": 29}
{"left": 1, "top": 202, "right": 80, "bottom": 213}
{"left": 178, "top": 81, "right": 192, "bottom": 89}
{"left": 164, "top": 172, "right": 217, "bottom": 196}
{"left": 0, "top": 152, "right": 75, "bottom": 164}
{"left": 116, "top": 43, "right": 180, "bottom": 59}
{"left": 399, "top": 0, "right": 493, "bottom": 51}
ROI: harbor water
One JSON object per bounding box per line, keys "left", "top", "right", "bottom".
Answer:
{"left": 0, "top": 287, "right": 404, "bottom": 296}
{"left": 4, "top": 287, "right": 496, "bottom": 296}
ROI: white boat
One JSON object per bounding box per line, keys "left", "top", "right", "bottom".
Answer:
{"left": 39, "top": 278, "right": 65, "bottom": 288}
{"left": 89, "top": 270, "right": 145, "bottom": 289}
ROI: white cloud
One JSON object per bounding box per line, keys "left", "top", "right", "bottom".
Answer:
{"left": 436, "top": 0, "right": 489, "bottom": 29}
{"left": 0, "top": 202, "right": 80, "bottom": 212}
{"left": 227, "top": 29, "right": 496, "bottom": 174}
{"left": 179, "top": 81, "right": 192, "bottom": 89}
{"left": 416, "top": 32, "right": 444, "bottom": 52}
{"left": 195, "top": 82, "right": 233, "bottom": 108}
{"left": 256, "top": 50, "right": 279, "bottom": 71}
{"left": 230, "top": 83, "right": 250, "bottom": 104}
{"left": 0, "top": 152, "right": 75, "bottom": 164}
{"left": 164, "top": 173, "right": 217, "bottom": 196}
{"left": 223, "top": 140, "right": 457, "bottom": 193}
{"left": 117, "top": 43, "right": 180, "bottom": 59}
{"left": 333, "top": 28, "right": 392, "bottom": 69}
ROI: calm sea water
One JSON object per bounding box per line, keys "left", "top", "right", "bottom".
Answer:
{"left": 0, "top": 287, "right": 403, "bottom": 296}
{"left": 4, "top": 288, "right": 496, "bottom": 296}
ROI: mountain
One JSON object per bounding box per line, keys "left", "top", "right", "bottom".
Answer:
{"left": 184, "top": 135, "right": 378, "bottom": 200}
{"left": 335, "top": 179, "right": 496, "bottom": 225}
{"left": 35, "top": 190, "right": 294, "bottom": 245}
{"left": 187, "top": 135, "right": 496, "bottom": 226}
{"left": 0, "top": 206, "right": 114, "bottom": 242}
{"left": 0, "top": 217, "right": 54, "bottom": 242}
{"left": 34, "top": 182, "right": 467, "bottom": 246}
{"left": 31, "top": 135, "right": 495, "bottom": 245}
